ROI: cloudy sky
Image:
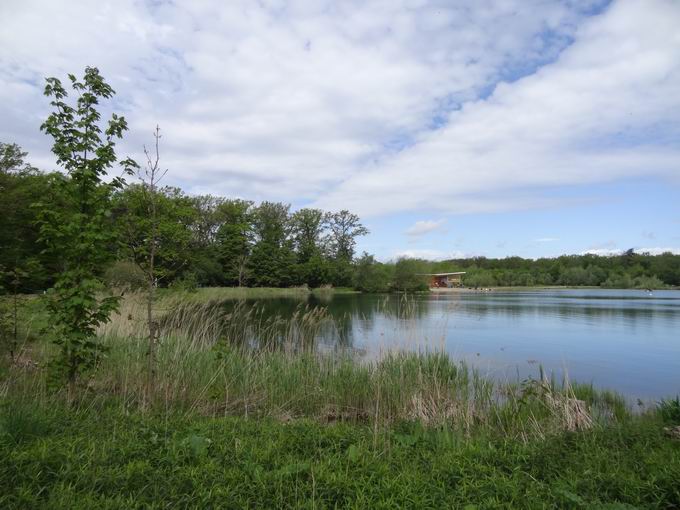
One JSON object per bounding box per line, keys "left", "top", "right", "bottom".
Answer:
{"left": 1, "top": 0, "right": 679, "bottom": 260}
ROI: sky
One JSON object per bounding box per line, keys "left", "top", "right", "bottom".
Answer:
{"left": 1, "top": 0, "right": 679, "bottom": 261}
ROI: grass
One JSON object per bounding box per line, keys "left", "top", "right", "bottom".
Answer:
{"left": 0, "top": 401, "right": 678, "bottom": 509}
{"left": 4, "top": 293, "right": 631, "bottom": 436}
{"left": 2, "top": 290, "right": 680, "bottom": 508}
{"left": 156, "top": 286, "right": 358, "bottom": 303}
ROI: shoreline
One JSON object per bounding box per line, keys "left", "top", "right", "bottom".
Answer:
{"left": 429, "top": 285, "right": 675, "bottom": 293}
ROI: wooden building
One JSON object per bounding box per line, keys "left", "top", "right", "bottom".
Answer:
{"left": 423, "top": 272, "right": 466, "bottom": 288}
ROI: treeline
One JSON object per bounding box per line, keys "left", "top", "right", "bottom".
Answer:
{"left": 3, "top": 141, "right": 679, "bottom": 294}
{"left": 452, "top": 253, "right": 680, "bottom": 289}
{"left": 354, "top": 252, "right": 679, "bottom": 291}
{"left": 0, "top": 142, "right": 370, "bottom": 293}
{"left": 6, "top": 66, "right": 678, "bottom": 399}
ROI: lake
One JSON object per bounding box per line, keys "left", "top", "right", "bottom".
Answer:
{"left": 226, "top": 289, "right": 680, "bottom": 400}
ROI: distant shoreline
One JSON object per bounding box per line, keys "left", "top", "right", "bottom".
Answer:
{"left": 429, "top": 285, "right": 676, "bottom": 293}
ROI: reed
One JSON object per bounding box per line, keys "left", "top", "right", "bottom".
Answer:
{"left": 2, "top": 292, "right": 636, "bottom": 440}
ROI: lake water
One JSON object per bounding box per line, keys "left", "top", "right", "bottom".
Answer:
{"left": 229, "top": 289, "right": 680, "bottom": 400}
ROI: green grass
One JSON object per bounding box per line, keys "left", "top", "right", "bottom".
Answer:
{"left": 158, "top": 285, "right": 358, "bottom": 303}
{"left": 1, "top": 401, "right": 679, "bottom": 509}
{"left": 3, "top": 292, "right": 680, "bottom": 507}
{"left": 160, "top": 286, "right": 314, "bottom": 301}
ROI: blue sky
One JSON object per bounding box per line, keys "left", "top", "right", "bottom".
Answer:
{"left": 1, "top": 0, "right": 679, "bottom": 260}
{"left": 361, "top": 177, "right": 680, "bottom": 260}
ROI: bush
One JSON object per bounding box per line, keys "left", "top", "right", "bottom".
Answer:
{"left": 463, "top": 271, "right": 497, "bottom": 288}
{"left": 658, "top": 396, "right": 680, "bottom": 424}
{"left": 632, "top": 275, "right": 665, "bottom": 290}
{"left": 103, "top": 260, "right": 146, "bottom": 291}
{"left": 353, "top": 254, "right": 392, "bottom": 293}
{"left": 601, "top": 273, "right": 633, "bottom": 289}
{"left": 392, "top": 258, "right": 428, "bottom": 292}
{"left": 169, "top": 272, "right": 199, "bottom": 292}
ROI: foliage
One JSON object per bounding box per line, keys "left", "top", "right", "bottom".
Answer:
{"left": 103, "top": 260, "right": 147, "bottom": 291}
{"left": 36, "top": 67, "right": 138, "bottom": 385}
{"left": 658, "top": 396, "right": 680, "bottom": 424}
{"left": 247, "top": 202, "right": 297, "bottom": 287}
{"left": 290, "top": 208, "right": 327, "bottom": 263}
{"left": 168, "top": 272, "right": 199, "bottom": 293}
{"left": 1, "top": 401, "right": 679, "bottom": 509}
{"left": 353, "top": 253, "right": 392, "bottom": 292}
{"left": 2, "top": 144, "right": 374, "bottom": 291}
{"left": 0, "top": 297, "right": 12, "bottom": 358}
{"left": 0, "top": 142, "right": 32, "bottom": 174}
{"left": 114, "top": 184, "right": 195, "bottom": 284}
{"left": 0, "top": 144, "right": 59, "bottom": 293}
{"left": 392, "top": 258, "right": 429, "bottom": 292}
{"left": 0, "top": 267, "right": 29, "bottom": 359}
{"left": 326, "top": 210, "right": 369, "bottom": 275}
{"left": 417, "top": 252, "right": 680, "bottom": 289}
{"left": 462, "top": 270, "right": 498, "bottom": 289}
{"left": 216, "top": 199, "right": 254, "bottom": 286}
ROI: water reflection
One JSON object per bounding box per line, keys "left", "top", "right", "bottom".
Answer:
{"left": 217, "top": 289, "right": 680, "bottom": 399}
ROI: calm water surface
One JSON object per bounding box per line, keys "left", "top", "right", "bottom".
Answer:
{"left": 233, "top": 289, "right": 680, "bottom": 399}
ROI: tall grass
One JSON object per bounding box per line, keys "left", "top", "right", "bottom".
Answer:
{"left": 1, "top": 291, "right": 637, "bottom": 440}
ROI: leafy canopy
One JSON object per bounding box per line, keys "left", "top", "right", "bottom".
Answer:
{"left": 38, "top": 67, "right": 138, "bottom": 384}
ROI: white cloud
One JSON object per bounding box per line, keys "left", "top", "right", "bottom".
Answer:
{"left": 405, "top": 219, "right": 445, "bottom": 237}
{"left": 0, "top": 0, "right": 617, "bottom": 205}
{"left": 581, "top": 247, "right": 680, "bottom": 256}
{"left": 315, "top": 0, "right": 680, "bottom": 215}
{"left": 0, "top": 0, "right": 678, "bottom": 217}
{"left": 391, "top": 249, "right": 473, "bottom": 261}
{"left": 581, "top": 248, "right": 623, "bottom": 256}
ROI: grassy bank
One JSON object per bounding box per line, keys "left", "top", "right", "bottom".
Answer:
{"left": 1, "top": 401, "right": 679, "bottom": 509}
{"left": 5, "top": 292, "right": 632, "bottom": 435}
{"left": 157, "top": 286, "right": 359, "bottom": 301}
{"left": 2, "top": 291, "right": 680, "bottom": 508}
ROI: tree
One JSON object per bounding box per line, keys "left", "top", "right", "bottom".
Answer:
{"left": 392, "top": 258, "right": 429, "bottom": 292}
{"left": 353, "top": 253, "right": 391, "bottom": 293}
{"left": 114, "top": 184, "right": 195, "bottom": 286}
{"left": 290, "top": 208, "right": 331, "bottom": 287}
{"left": 327, "top": 210, "right": 369, "bottom": 262}
{"left": 216, "top": 199, "right": 254, "bottom": 286}
{"left": 0, "top": 142, "right": 33, "bottom": 174}
{"left": 0, "top": 143, "right": 58, "bottom": 293}
{"left": 248, "top": 202, "right": 295, "bottom": 287}
{"left": 327, "top": 210, "right": 368, "bottom": 287}
{"left": 188, "top": 194, "right": 229, "bottom": 286}
{"left": 190, "top": 195, "right": 227, "bottom": 247}
{"left": 136, "top": 125, "right": 167, "bottom": 405}
{"left": 37, "top": 67, "right": 138, "bottom": 393}
{"left": 291, "top": 208, "right": 326, "bottom": 262}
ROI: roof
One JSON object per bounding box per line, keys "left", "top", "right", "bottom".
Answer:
{"left": 418, "top": 272, "right": 466, "bottom": 276}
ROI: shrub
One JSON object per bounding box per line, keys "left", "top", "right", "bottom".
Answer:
{"left": 658, "top": 396, "right": 680, "bottom": 423}
{"left": 104, "top": 260, "right": 146, "bottom": 291}
{"left": 392, "top": 258, "right": 429, "bottom": 292}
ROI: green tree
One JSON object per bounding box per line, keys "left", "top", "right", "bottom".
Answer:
{"left": 392, "top": 258, "right": 429, "bottom": 292}
{"left": 248, "top": 202, "right": 295, "bottom": 287}
{"left": 114, "top": 184, "right": 195, "bottom": 285}
{"left": 37, "top": 67, "right": 138, "bottom": 391}
{"left": 0, "top": 266, "right": 29, "bottom": 360}
{"left": 327, "top": 210, "right": 368, "bottom": 286}
{"left": 291, "top": 208, "right": 331, "bottom": 287}
{"left": 353, "top": 253, "right": 392, "bottom": 293}
{"left": 327, "top": 210, "right": 369, "bottom": 262}
{"left": 189, "top": 194, "right": 228, "bottom": 286}
{"left": 216, "top": 199, "right": 254, "bottom": 286}
{"left": 291, "top": 208, "right": 326, "bottom": 262}
{"left": 0, "top": 142, "right": 32, "bottom": 173}
{"left": 0, "top": 143, "right": 58, "bottom": 292}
